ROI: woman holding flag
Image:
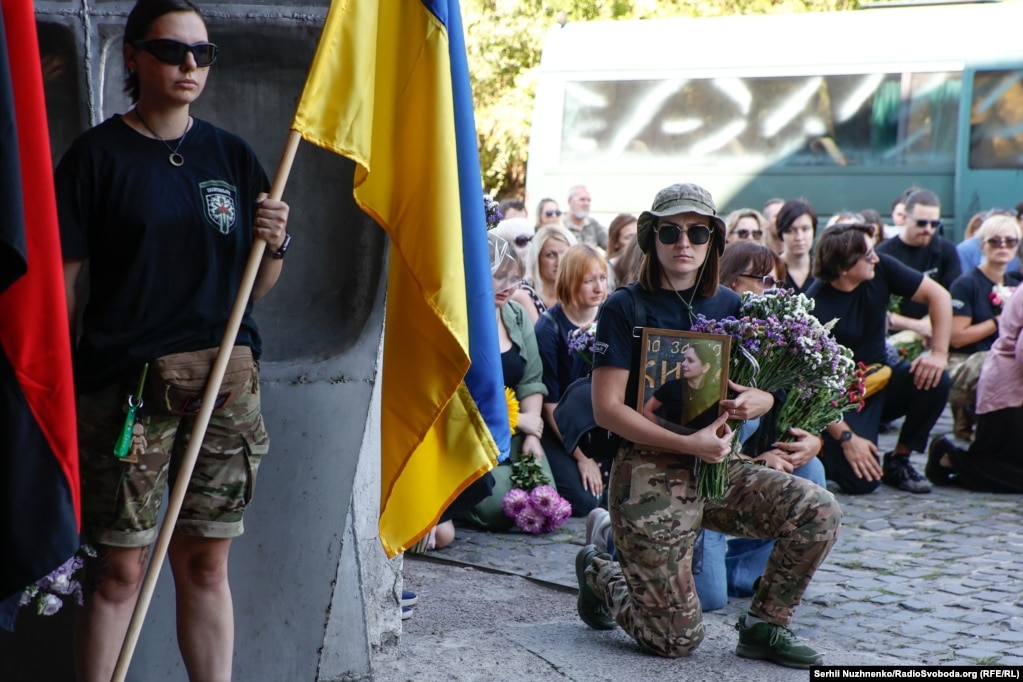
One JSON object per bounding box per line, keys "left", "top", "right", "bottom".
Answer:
{"left": 57, "top": 0, "right": 288, "bottom": 679}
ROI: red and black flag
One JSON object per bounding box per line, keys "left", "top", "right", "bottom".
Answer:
{"left": 0, "top": 0, "right": 80, "bottom": 630}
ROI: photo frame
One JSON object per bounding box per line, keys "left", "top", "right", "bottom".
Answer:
{"left": 634, "top": 328, "right": 731, "bottom": 451}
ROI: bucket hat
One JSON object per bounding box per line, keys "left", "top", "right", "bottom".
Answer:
{"left": 636, "top": 182, "right": 726, "bottom": 255}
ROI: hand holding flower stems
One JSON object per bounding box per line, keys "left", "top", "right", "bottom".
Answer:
{"left": 693, "top": 289, "right": 862, "bottom": 498}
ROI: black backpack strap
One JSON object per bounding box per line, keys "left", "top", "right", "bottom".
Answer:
{"left": 624, "top": 283, "right": 646, "bottom": 410}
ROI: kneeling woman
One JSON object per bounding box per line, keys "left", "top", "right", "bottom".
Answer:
{"left": 579, "top": 182, "right": 841, "bottom": 668}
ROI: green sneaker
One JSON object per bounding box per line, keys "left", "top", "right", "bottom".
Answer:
{"left": 575, "top": 545, "right": 617, "bottom": 630}
{"left": 735, "top": 613, "right": 823, "bottom": 669}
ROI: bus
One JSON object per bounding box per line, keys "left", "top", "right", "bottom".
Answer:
{"left": 525, "top": 1, "right": 1023, "bottom": 239}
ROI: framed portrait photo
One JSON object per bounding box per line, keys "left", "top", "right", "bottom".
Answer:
{"left": 634, "top": 328, "right": 731, "bottom": 450}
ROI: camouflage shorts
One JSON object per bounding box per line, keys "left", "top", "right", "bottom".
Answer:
{"left": 78, "top": 366, "right": 269, "bottom": 547}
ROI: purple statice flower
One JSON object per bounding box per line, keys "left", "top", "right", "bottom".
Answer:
{"left": 38, "top": 593, "right": 62, "bottom": 616}
{"left": 502, "top": 488, "right": 530, "bottom": 519}
{"left": 529, "top": 485, "right": 560, "bottom": 516}
{"left": 515, "top": 505, "right": 547, "bottom": 534}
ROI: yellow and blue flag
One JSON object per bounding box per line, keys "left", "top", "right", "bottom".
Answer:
{"left": 292, "top": 0, "right": 510, "bottom": 557}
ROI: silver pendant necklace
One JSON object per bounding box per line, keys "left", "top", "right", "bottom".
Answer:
{"left": 134, "top": 109, "right": 191, "bottom": 167}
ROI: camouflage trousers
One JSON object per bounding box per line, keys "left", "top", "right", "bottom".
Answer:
{"left": 78, "top": 366, "right": 269, "bottom": 547}
{"left": 587, "top": 446, "right": 841, "bottom": 658}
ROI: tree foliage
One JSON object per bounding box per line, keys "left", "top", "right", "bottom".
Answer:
{"left": 462, "top": 0, "right": 859, "bottom": 198}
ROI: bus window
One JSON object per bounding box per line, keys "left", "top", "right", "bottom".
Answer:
{"left": 560, "top": 72, "right": 960, "bottom": 170}
{"left": 969, "top": 69, "right": 1023, "bottom": 169}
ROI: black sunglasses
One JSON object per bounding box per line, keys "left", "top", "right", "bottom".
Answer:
{"left": 913, "top": 218, "right": 942, "bottom": 230}
{"left": 545, "top": 209, "right": 562, "bottom": 218}
{"left": 131, "top": 39, "right": 219, "bottom": 67}
{"left": 731, "top": 228, "right": 764, "bottom": 240}
{"left": 656, "top": 223, "right": 711, "bottom": 245}
{"left": 985, "top": 236, "right": 1020, "bottom": 249}
{"left": 738, "top": 273, "right": 777, "bottom": 288}
{"left": 514, "top": 235, "right": 533, "bottom": 247}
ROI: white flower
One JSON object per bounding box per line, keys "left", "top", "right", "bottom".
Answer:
{"left": 38, "top": 593, "right": 62, "bottom": 616}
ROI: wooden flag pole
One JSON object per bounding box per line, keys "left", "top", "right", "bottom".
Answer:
{"left": 112, "top": 129, "right": 303, "bottom": 681}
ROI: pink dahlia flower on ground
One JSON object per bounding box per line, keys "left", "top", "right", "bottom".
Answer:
{"left": 515, "top": 505, "right": 546, "bottom": 534}
{"left": 502, "top": 488, "right": 530, "bottom": 518}
{"left": 529, "top": 485, "right": 560, "bottom": 515}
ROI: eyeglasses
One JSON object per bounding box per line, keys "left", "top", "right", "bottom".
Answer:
{"left": 655, "top": 223, "right": 711, "bottom": 245}
{"left": 492, "top": 272, "right": 521, "bottom": 291}
{"left": 913, "top": 219, "right": 942, "bottom": 230}
{"left": 545, "top": 209, "right": 562, "bottom": 218}
{"left": 730, "top": 228, "right": 764, "bottom": 241}
{"left": 861, "top": 248, "right": 879, "bottom": 262}
{"left": 131, "top": 39, "right": 219, "bottom": 67}
{"left": 985, "top": 236, "right": 1020, "bottom": 249}
{"left": 738, "top": 273, "right": 778, "bottom": 288}
{"left": 513, "top": 235, "right": 533, "bottom": 248}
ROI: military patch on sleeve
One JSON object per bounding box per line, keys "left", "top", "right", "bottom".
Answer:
{"left": 199, "top": 180, "right": 238, "bottom": 234}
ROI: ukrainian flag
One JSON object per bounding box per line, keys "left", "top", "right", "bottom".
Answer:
{"left": 292, "top": 0, "right": 510, "bottom": 557}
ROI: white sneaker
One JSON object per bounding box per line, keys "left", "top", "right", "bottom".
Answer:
{"left": 585, "top": 508, "right": 611, "bottom": 552}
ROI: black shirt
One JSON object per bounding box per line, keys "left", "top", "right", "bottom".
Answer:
{"left": 875, "top": 235, "right": 961, "bottom": 319}
{"left": 807, "top": 254, "right": 922, "bottom": 365}
{"left": 949, "top": 268, "right": 1023, "bottom": 354}
{"left": 535, "top": 303, "right": 590, "bottom": 404}
{"left": 56, "top": 115, "right": 269, "bottom": 392}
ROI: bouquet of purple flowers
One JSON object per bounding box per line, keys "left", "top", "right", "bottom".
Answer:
{"left": 501, "top": 454, "right": 572, "bottom": 533}
{"left": 692, "top": 289, "right": 859, "bottom": 498}
{"left": 20, "top": 545, "right": 96, "bottom": 616}
{"left": 484, "top": 194, "right": 503, "bottom": 229}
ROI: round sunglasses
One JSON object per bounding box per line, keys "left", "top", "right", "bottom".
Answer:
{"left": 656, "top": 223, "right": 711, "bottom": 245}
{"left": 131, "top": 39, "right": 219, "bottom": 68}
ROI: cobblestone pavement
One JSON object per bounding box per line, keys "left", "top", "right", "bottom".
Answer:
{"left": 425, "top": 410, "right": 1023, "bottom": 666}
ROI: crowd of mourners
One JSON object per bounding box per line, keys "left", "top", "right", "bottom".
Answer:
{"left": 414, "top": 182, "right": 1023, "bottom": 670}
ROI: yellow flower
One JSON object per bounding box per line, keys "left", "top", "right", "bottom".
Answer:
{"left": 504, "top": 387, "right": 520, "bottom": 433}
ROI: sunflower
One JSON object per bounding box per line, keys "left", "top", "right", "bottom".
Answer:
{"left": 504, "top": 386, "right": 520, "bottom": 433}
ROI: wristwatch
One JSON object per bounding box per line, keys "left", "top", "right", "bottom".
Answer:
{"left": 840, "top": 429, "right": 853, "bottom": 443}
{"left": 269, "top": 233, "right": 291, "bottom": 260}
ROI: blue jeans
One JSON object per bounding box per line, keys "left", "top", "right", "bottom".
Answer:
{"left": 695, "top": 457, "right": 827, "bottom": 608}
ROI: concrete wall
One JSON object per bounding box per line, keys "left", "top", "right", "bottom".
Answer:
{"left": 0, "top": 1, "right": 398, "bottom": 679}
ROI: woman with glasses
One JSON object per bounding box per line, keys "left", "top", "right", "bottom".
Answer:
{"left": 949, "top": 215, "right": 1023, "bottom": 355}
{"left": 535, "top": 244, "right": 610, "bottom": 515}
{"left": 56, "top": 0, "right": 289, "bottom": 679}
{"left": 437, "top": 235, "right": 554, "bottom": 540}
{"left": 807, "top": 224, "right": 951, "bottom": 496}
{"left": 944, "top": 215, "right": 1023, "bottom": 440}
{"left": 776, "top": 199, "right": 818, "bottom": 294}
{"left": 577, "top": 182, "right": 839, "bottom": 668}
{"left": 955, "top": 208, "right": 1021, "bottom": 274}
{"left": 535, "top": 197, "right": 563, "bottom": 228}
{"left": 724, "top": 208, "right": 766, "bottom": 245}
{"left": 511, "top": 223, "right": 577, "bottom": 324}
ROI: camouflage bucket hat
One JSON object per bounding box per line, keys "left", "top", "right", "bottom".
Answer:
{"left": 636, "top": 182, "right": 726, "bottom": 255}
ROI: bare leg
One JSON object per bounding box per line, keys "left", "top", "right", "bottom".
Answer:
{"left": 73, "top": 544, "right": 150, "bottom": 682}
{"left": 168, "top": 535, "right": 234, "bottom": 682}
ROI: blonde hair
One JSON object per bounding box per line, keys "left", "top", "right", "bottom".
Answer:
{"left": 556, "top": 244, "right": 608, "bottom": 308}
{"left": 976, "top": 215, "right": 1022, "bottom": 245}
{"left": 527, "top": 224, "right": 577, "bottom": 302}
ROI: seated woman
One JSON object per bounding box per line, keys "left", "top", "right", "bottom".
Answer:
{"left": 776, "top": 199, "right": 818, "bottom": 294}
{"left": 535, "top": 243, "right": 609, "bottom": 515}
{"left": 431, "top": 235, "right": 554, "bottom": 544}
{"left": 807, "top": 223, "right": 952, "bottom": 495}
{"left": 511, "top": 224, "right": 577, "bottom": 324}
{"left": 949, "top": 215, "right": 1022, "bottom": 355}
{"left": 928, "top": 285, "right": 1023, "bottom": 493}
{"left": 696, "top": 241, "right": 828, "bottom": 609}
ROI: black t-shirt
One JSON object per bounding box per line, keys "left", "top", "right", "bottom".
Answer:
{"left": 783, "top": 267, "right": 816, "bottom": 295}
{"left": 500, "top": 342, "right": 526, "bottom": 389}
{"left": 949, "top": 268, "right": 1023, "bottom": 354}
{"left": 806, "top": 254, "right": 923, "bottom": 365}
{"left": 594, "top": 285, "right": 740, "bottom": 371}
{"left": 875, "top": 235, "right": 961, "bottom": 319}
{"left": 535, "top": 303, "right": 590, "bottom": 404}
{"left": 56, "top": 115, "right": 270, "bottom": 392}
